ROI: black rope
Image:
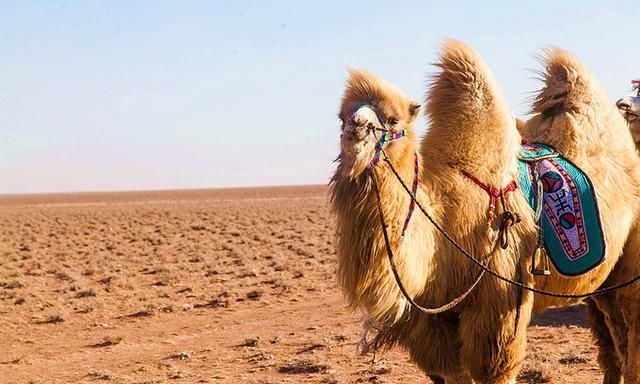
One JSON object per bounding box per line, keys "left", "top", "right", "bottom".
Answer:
{"left": 380, "top": 155, "right": 640, "bottom": 299}
{"left": 370, "top": 167, "right": 487, "bottom": 314}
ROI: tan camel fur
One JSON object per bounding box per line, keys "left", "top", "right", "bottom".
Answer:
{"left": 331, "top": 40, "right": 640, "bottom": 383}
{"left": 331, "top": 67, "right": 479, "bottom": 384}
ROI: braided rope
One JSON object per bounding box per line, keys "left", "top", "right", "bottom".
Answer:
{"left": 400, "top": 152, "right": 419, "bottom": 239}
{"left": 380, "top": 154, "right": 640, "bottom": 299}
{"left": 370, "top": 167, "right": 488, "bottom": 314}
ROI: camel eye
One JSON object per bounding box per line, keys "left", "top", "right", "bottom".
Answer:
{"left": 388, "top": 117, "right": 399, "bottom": 126}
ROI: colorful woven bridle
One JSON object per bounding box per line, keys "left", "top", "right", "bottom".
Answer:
{"left": 368, "top": 129, "right": 408, "bottom": 168}
{"left": 356, "top": 105, "right": 419, "bottom": 240}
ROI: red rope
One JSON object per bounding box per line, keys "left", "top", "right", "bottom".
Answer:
{"left": 460, "top": 170, "right": 518, "bottom": 225}
{"left": 400, "top": 152, "right": 419, "bottom": 238}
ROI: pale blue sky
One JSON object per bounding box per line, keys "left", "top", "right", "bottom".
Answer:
{"left": 1, "top": 1, "right": 638, "bottom": 193}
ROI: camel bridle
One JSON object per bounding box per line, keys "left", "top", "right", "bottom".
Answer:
{"left": 363, "top": 106, "right": 640, "bottom": 316}
{"left": 354, "top": 104, "right": 420, "bottom": 241}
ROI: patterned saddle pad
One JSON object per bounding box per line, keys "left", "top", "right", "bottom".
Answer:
{"left": 517, "top": 143, "right": 606, "bottom": 276}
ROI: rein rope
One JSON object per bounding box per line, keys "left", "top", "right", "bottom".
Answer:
{"left": 368, "top": 130, "right": 407, "bottom": 169}
{"left": 358, "top": 102, "right": 640, "bottom": 316}
{"left": 378, "top": 148, "right": 640, "bottom": 299}
{"left": 370, "top": 167, "right": 489, "bottom": 314}
{"left": 366, "top": 119, "right": 494, "bottom": 314}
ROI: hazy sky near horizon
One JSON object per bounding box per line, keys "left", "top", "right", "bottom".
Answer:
{"left": 1, "top": 1, "right": 638, "bottom": 194}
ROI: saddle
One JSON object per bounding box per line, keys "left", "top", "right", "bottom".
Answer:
{"left": 517, "top": 143, "right": 606, "bottom": 276}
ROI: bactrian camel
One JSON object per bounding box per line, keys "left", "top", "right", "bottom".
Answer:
{"left": 330, "top": 40, "right": 640, "bottom": 383}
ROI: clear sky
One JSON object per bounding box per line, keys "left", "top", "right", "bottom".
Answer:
{"left": 1, "top": 1, "right": 638, "bottom": 194}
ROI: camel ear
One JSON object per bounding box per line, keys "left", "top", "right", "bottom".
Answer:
{"left": 408, "top": 102, "right": 421, "bottom": 121}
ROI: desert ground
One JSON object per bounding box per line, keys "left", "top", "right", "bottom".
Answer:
{"left": 0, "top": 185, "right": 604, "bottom": 383}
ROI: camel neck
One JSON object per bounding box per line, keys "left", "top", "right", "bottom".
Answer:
{"left": 372, "top": 149, "right": 417, "bottom": 201}
{"left": 331, "top": 147, "right": 435, "bottom": 322}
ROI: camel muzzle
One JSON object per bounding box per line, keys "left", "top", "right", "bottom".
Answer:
{"left": 616, "top": 96, "right": 640, "bottom": 121}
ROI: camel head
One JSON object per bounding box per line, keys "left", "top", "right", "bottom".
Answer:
{"left": 616, "top": 81, "right": 640, "bottom": 147}
{"left": 617, "top": 95, "right": 640, "bottom": 124}
{"left": 336, "top": 69, "right": 420, "bottom": 180}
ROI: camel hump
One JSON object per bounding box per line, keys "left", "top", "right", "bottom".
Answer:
{"left": 532, "top": 47, "right": 607, "bottom": 118}
{"left": 426, "top": 39, "right": 511, "bottom": 131}
{"left": 526, "top": 47, "right": 633, "bottom": 155}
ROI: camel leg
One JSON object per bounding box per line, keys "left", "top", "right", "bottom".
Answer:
{"left": 429, "top": 374, "right": 475, "bottom": 384}
{"left": 620, "top": 299, "right": 640, "bottom": 383}
{"left": 430, "top": 372, "right": 476, "bottom": 383}
{"left": 601, "top": 221, "right": 640, "bottom": 383}
{"left": 587, "top": 298, "right": 623, "bottom": 384}
{"left": 458, "top": 286, "right": 532, "bottom": 384}
{"left": 442, "top": 373, "right": 475, "bottom": 383}
{"left": 407, "top": 312, "right": 468, "bottom": 380}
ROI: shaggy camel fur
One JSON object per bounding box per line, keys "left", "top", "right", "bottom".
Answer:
{"left": 330, "top": 40, "right": 640, "bottom": 384}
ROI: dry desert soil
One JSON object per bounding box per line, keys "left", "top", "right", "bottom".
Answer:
{"left": 0, "top": 185, "right": 603, "bottom": 383}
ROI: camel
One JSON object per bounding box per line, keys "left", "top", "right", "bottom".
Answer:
{"left": 590, "top": 81, "right": 640, "bottom": 383}
{"left": 522, "top": 50, "right": 640, "bottom": 384}
{"left": 330, "top": 40, "right": 640, "bottom": 384}
{"left": 617, "top": 81, "right": 640, "bottom": 148}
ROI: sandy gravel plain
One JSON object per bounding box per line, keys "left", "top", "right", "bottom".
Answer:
{"left": 0, "top": 185, "right": 602, "bottom": 383}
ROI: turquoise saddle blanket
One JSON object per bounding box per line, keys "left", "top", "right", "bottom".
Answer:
{"left": 517, "top": 143, "right": 606, "bottom": 276}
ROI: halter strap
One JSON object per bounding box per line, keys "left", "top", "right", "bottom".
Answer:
{"left": 460, "top": 170, "right": 518, "bottom": 225}
{"left": 368, "top": 130, "right": 407, "bottom": 169}
{"left": 353, "top": 104, "right": 407, "bottom": 170}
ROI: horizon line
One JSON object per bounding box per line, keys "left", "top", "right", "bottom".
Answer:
{"left": 0, "top": 182, "right": 329, "bottom": 198}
